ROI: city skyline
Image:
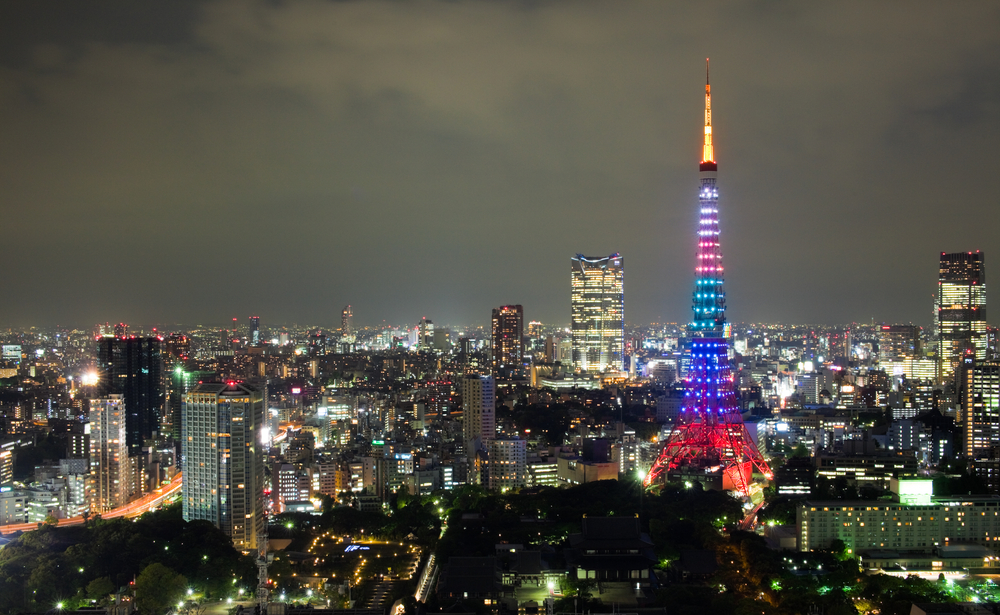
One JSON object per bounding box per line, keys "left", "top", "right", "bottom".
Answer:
{"left": 2, "top": 2, "right": 999, "bottom": 329}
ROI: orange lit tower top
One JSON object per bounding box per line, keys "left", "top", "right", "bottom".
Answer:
{"left": 701, "top": 58, "right": 716, "bottom": 171}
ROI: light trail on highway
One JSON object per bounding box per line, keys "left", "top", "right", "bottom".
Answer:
{"left": 0, "top": 471, "right": 183, "bottom": 535}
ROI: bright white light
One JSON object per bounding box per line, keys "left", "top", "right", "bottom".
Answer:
{"left": 81, "top": 371, "right": 99, "bottom": 386}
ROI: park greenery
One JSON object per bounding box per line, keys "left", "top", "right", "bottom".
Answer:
{"left": 1, "top": 476, "right": 995, "bottom": 615}
{"left": 0, "top": 504, "right": 255, "bottom": 615}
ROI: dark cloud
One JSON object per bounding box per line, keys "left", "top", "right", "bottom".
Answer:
{"left": 1, "top": 0, "right": 998, "bottom": 329}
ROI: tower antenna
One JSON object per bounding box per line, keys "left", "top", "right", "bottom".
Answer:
{"left": 702, "top": 58, "right": 713, "bottom": 164}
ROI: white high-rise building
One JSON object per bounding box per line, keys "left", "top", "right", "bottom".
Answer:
{"left": 488, "top": 439, "right": 526, "bottom": 492}
{"left": 88, "top": 395, "right": 129, "bottom": 513}
{"left": 462, "top": 374, "right": 495, "bottom": 454}
{"left": 571, "top": 254, "right": 624, "bottom": 373}
{"left": 182, "top": 382, "right": 265, "bottom": 551}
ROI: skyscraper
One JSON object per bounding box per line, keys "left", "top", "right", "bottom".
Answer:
{"left": 418, "top": 317, "right": 434, "bottom": 350}
{"left": 571, "top": 254, "right": 624, "bottom": 373}
{"left": 962, "top": 358, "right": 1000, "bottom": 459}
{"left": 182, "top": 382, "right": 265, "bottom": 550}
{"left": 646, "top": 62, "right": 771, "bottom": 496}
{"left": 341, "top": 305, "right": 353, "bottom": 338}
{"left": 249, "top": 316, "right": 261, "bottom": 346}
{"left": 88, "top": 395, "right": 131, "bottom": 513}
{"left": 878, "top": 325, "right": 921, "bottom": 364}
{"left": 462, "top": 374, "right": 495, "bottom": 454}
{"left": 938, "top": 251, "right": 986, "bottom": 381}
{"left": 491, "top": 305, "right": 524, "bottom": 381}
{"left": 95, "top": 336, "right": 164, "bottom": 455}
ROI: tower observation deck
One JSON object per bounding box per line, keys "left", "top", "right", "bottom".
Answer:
{"left": 644, "top": 62, "right": 772, "bottom": 497}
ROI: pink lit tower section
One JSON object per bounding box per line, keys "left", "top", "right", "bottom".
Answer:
{"left": 644, "top": 61, "right": 772, "bottom": 497}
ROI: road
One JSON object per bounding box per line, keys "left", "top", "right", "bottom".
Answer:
{"left": 0, "top": 472, "right": 183, "bottom": 535}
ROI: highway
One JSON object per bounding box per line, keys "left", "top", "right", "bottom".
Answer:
{"left": 0, "top": 471, "right": 183, "bottom": 535}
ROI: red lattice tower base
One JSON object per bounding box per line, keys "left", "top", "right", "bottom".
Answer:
{"left": 644, "top": 338, "right": 772, "bottom": 498}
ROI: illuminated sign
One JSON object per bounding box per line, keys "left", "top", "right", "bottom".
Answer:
{"left": 345, "top": 545, "right": 369, "bottom": 553}
{"left": 2, "top": 345, "right": 21, "bottom": 360}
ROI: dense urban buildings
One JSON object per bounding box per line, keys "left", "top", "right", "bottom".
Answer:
{"left": 490, "top": 305, "right": 523, "bottom": 381}
{"left": 181, "top": 382, "right": 265, "bottom": 551}
{"left": 937, "top": 251, "right": 987, "bottom": 380}
{"left": 2, "top": 63, "right": 1000, "bottom": 615}
{"left": 570, "top": 253, "right": 624, "bottom": 373}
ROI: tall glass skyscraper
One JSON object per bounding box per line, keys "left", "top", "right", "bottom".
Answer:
{"left": 937, "top": 251, "right": 986, "bottom": 381}
{"left": 570, "top": 254, "right": 624, "bottom": 373}
{"left": 182, "top": 382, "right": 265, "bottom": 551}
{"left": 95, "top": 336, "right": 164, "bottom": 455}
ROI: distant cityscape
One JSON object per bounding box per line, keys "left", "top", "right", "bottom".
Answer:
{"left": 2, "top": 73, "right": 998, "bottom": 615}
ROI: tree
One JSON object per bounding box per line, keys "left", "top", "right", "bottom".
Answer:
{"left": 86, "top": 577, "right": 116, "bottom": 604}
{"left": 790, "top": 442, "right": 810, "bottom": 458}
{"left": 134, "top": 563, "right": 186, "bottom": 615}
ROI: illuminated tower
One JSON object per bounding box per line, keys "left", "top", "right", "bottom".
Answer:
{"left": 645, "top": 62, "right": 772, "bottom": 497}
{"left": 570, "top": 254, "right": 625, "bottom": 372}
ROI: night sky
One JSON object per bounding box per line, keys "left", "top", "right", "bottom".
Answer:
{"left": 2, "top": 1, "right": 999, "bottom": 330}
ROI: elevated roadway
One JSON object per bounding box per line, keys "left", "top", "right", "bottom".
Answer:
{"left": 0, "top": 471, "right": 183, "bottom": 535}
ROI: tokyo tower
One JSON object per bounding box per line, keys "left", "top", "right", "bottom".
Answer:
{"left": 644, "top": 61, "right": 772, "bottom": 497}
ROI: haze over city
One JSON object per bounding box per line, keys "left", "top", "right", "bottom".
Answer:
{"left": 2, "top": 1, "right": 999, "bottom": 328}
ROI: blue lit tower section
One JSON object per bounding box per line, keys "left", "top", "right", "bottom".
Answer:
{"left": 645, "top": 62, "right": 772, "bottom": 497}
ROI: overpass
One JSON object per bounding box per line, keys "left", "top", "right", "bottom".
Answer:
{"left": 0, "top": 471, "right": 183, "bottom": 535}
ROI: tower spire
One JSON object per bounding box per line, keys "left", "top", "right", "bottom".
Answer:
{"left": 702, "top": 58, "right": 714, "bottom": 165}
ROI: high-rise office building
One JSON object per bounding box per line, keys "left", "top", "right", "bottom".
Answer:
{"left": 938, "top": 251, "right": 986, "bottom": 381}
{"left": 88, "top": 395, "right": 130, "bottom": 513}
{"left": 182, "top": 382, "right": 265, "bottom": 551}
{"left": 418, "top": 318, "right": 434, "bottom": 350}
{"left": 249, "top": 316, "right": 260, "bottom": 346}
{"left": 95, "top": 336, "right": 164, "bottom": 455}
{"left": 491, "top": 305, "right": 524, "bottom": 381}
{"left": 878, "top": 325, "right": 921, "bottom": 364}
{"left": 341, "top": 305, "right": 353, "bottom": 338}
{"left": 962, "top": 358, "right": 1000, "bottom": 459}
{"left": 462, "top": 374, "right": 495, "bottom": 454}
{"left": 571, "top": 254, "right": 624, "bottom": 373}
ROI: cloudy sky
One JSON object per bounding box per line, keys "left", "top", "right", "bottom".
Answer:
{"left": 2, "top": 1, "right": 998, "bottom": 330}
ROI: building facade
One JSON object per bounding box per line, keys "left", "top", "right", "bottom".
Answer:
{"left": 491, "top": 305, "right": 524, "bottom": 381}
{"left": 181, "top": 382, "right": 265, "bottom": 551}
{"left": 95, "top": 336, "right": 164, "bottom": 455}
{"left": 798, "top": 496, "right": 1000, "bottom": 553}
{"left": 462, "top": 374, "right": 495, "bottom": 454}
{"left": 570, "top": 254, "right": 624, "bottom": 373}
{"left": 88, "top": 395, "right": 130, "bottom": 513}
{"left": 962, "top": 358, "right": 1000, "bottom": 458}
{"left": 487, "top": 438, "right": 526, "bottom": 492}
{"left": 938, "top": 251, "right": 986, "bottom": 381}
